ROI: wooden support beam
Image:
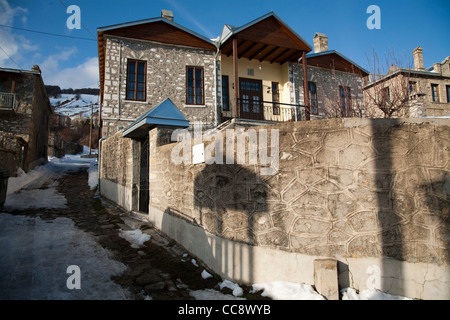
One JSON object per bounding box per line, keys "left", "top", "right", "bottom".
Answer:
{"left": 259, "top": 46, "right": 279, "bottom": 62}
{"left": 248, "top": 43, "right": 269, "bottom": 61}
{"left": 233, "top": 38, "right": 239, "bottom": 118}
{"left": 270, "top": 48, "right": 291, "bottom": 64}
{"left": 302, "top": 50, "right": 310, "bottom": 121}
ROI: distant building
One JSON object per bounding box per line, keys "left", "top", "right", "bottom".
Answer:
{"left": 0, "top": 65, "right": 53, "bottom": 176}
{"left": 363, "top": 47, "right": 450, "bottom": 117}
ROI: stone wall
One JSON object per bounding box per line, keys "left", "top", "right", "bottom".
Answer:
{"left": 150, "top": 118, "right": 449, "bottom": 264}
{"left": 290, "top": 63, "right": 364, "bottom": 119}
{"left": 100, "top": 117, "right": 449, "bottom": 299}
{"left": 0, "top": 132, "right": 27, "bottom": 176}
{"left": 102, "top": 36, "right": 217, "bottom": 137}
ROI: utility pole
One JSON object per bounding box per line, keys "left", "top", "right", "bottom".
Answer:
{"left": 89, "top": 103, "right": 93, "bottom": 155}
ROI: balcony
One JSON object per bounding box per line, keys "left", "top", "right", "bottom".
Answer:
{"left": 228, "top": 98, "right": 308, "bottom": 123}
{"left": 0, "top": 93, "right": 17, "bottom": 112}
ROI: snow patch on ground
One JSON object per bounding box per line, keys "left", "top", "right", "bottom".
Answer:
{"left": 190, "top": 288, "right": 246, "bottom": 300}
{"left": 341, "top": 288, "right": 413, "bottom": 300}
{"left": 220, "top": 280, "right": 244, "bottom": 297}
{"left": 0, "top": 213, "right": 130, "bottom": 299}
{"left": 3, "top": 147, "right": 98, "bottom": 210}
{"left": 118, "top": 229, "right": 151, "bottom": 248}
{"left": 251, "top": 281, "right": 325, "bottom": 300}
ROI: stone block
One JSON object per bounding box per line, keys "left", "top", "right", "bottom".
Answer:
{"left": 314, "top": 258, "right": 339, "bottom": 300}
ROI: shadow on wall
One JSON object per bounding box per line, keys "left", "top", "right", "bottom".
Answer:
{"left": 371, "top": 119, "right": 450, "bottom": 297}
{"left": 179, "top": 163, "right": 268, "bottom": 284}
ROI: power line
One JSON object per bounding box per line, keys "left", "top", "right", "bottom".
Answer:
{"left": 58, "top": 0, "right": 97, "bottom": 40}
{"left": 0, "top": 24, "right": 97, "bottom": 42}
{"left": 0, "top": 44, "right": 23, "bottom": 69}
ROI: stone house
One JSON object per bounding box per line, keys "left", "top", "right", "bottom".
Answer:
{"left": 97, "top": 11, "right": 368, "bottom": 138}
{"left": 0, "top": 65, "right": 53, "bottom": 176}
{"left": 363, "top": 46, "right": 450, "bottom": 117}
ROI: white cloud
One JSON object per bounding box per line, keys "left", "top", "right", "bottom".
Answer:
{"left": 41, "top": 54, "right": 99, "bottom": 89}
{"left": 0, "top": 0, "right": 31, "bottom": 67}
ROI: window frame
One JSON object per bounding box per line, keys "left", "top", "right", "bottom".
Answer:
{"left": 222, "top": 75, "right": 230, "bottom": 111}
{"left": 308, "top": 81, "right": 318, "bottom": 115}
{"left": 446, "top": 85, "right": 450, "bottom": 103}
{"left": 186, "top": 66, "right": 205, "bottom": 106}
{"left": 431, "top": 84, "right": 440, "bottom": 102}
{"left": 272, "top": 82, "right": 280, "bottom": 115}
{"left": 126, "top": 59, "right": 147, "bottom": 102}
{"left": 339, "top": 85, "right": 352, "bottom": 117}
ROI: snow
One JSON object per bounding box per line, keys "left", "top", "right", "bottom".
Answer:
{"left": 190, "top": 288, "right": 246, "bottom": 300}
{"left": 220, "top": 280, "right": 244, "bottom": 297}
{"left": 50, "top": 94, "right": 99, "bottom": 119}
{"left": 118, "top": 229, "right": 151, "bottom": 248}
{"left": 0, "top": 213, "right": 130, "bottom": 299}
{"left": 3, "top": 147, "right": 98, "bottom": 211}
{"left": 341, "top": 288, "right": 413, "bottom": 300}
{"left": 201, "top": 269, "right": 213, "bottom": 279}
{"left": 251, "top": 281, "right": 325, "bottom": 300}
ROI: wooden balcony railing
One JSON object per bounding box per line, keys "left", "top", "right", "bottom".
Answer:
{"left": 235, "top": 98, "right": 308, "bottom": 122}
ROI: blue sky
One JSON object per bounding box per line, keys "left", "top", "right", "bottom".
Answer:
{"left": 1, "top": 0, "right": 449, "bottom": 89}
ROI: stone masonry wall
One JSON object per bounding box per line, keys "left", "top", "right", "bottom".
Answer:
{"left": 149, "top": 118, "right": 449, "bottom": 265}
{"left": 102, "top": 36, "right": 217, "bottom": 137}
{"left": 290, "top": 63, "right": 364, "bottom": 119}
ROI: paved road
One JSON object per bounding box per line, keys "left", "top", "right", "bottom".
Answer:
{"left": 0, "top": 168, "right": 246, "bottom": 300}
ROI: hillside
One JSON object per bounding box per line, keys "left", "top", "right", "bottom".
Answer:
{"left": 49, "top": 93, "right": 99, "bottom": 119}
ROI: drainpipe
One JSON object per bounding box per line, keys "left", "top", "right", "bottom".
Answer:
{"left": 97, "top": 137, "right": 108, "bottom": 195}
{"left": 214, "top": 43, "right": 220, "bottom": 127}
{"left": 118, "top": 41, "right": 123, "bottom": 118}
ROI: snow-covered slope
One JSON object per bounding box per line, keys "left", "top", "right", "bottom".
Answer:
{"left": 50, "top": 94, "right": 99, "bottom": 119}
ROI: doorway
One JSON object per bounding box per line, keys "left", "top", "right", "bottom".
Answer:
{"left": 139, "top": 137, "right": 149, "bottom": 213}
{"left": 239, "top": 78, "right": 263, "bottom": 120}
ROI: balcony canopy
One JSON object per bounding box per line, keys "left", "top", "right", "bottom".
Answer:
{"left": 219, "top": 12, "right": 312, "bottom": 64}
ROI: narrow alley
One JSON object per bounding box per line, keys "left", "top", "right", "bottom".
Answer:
{"left": 0, "top": 154, "right": 260, "bottom": 300}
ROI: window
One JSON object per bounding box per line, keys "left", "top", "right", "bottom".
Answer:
{"left": 409, "top": 81, "right": 417, "bottom": 93}
{"left": 187, "top": 66, "right": 204, "bottom": 105}
{"left": 272, "top": 82, "right": 280, "bottom": 115}
{"left": 339, "top": 86, "right": 352, "bottom": 117}
{"left": 308, "top": 82, "right": 318, "bottom": 115}
{"left": 446, "top": 85, "right": 450, "bottom": 103}
{"left": 431, "top": 84, "right": 439, "bottom": 102}
{"left": 126, "top": 60, "right": 146, "bottom": 101}
{"left": 222, "top": 76, "right": 229, "bottom": 111}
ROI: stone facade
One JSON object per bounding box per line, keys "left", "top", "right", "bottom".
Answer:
{"left": 291, "top": 63, "right": 364, "bottom": 119}
{"left": 363, "top": 53, "right": 450, "bottom": 118}
{"left": 0, "top": 67, "right": 52, "bottom": 175}
{"left": 101, "top": 36, "right": 217, "bottom": 137}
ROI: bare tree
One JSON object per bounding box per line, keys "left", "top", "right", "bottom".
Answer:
{"left": 363, "top": 48, "right": 416, "bottom": 118}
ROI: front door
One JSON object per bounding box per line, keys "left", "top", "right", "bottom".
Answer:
{"left": 239, "top": 78, "right": 263, "bottom": 120}
{"left": 139, "top": 137, "right": 149, "bottom": 213}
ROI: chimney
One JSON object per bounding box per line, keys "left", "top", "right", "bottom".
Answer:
{"left": 161, "top": 10, "right": 174, "bottom": 22}
{"left": 313, "top": 33, "right": 328, "bottom": 53}
{"left": 413, "top": 46, "right": 424, "bottom": 71}
{"left": 31, "top": 65, "right": 41, "bottom": 73}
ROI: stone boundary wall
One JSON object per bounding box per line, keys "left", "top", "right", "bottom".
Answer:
{"left": 100, "top": 118, "right": 449, "bottom": 299}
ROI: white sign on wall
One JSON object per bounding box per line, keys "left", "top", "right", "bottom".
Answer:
{"left": 192, "top": 143, "right": 205, "bottom": 164}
